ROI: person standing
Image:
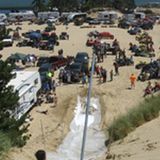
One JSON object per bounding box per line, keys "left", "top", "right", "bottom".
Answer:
{"left": 113, "top": 62, "right": 119, "bottom": 76}
{"left": 95, "top": 65, "right": 100, "bottom": 77}
{"left": 82, "top": 72, "right": 87, "bottom": 85}
{"left": 110, "top": 69, "right": 113, "bottom": 81}
{"left": 102, "top": 68, "right": 107, "bottom": 83}
{"left": 130, "top": 73, "right": 136, "bottom": 89}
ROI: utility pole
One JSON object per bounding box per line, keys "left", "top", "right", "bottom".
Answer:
{"left": 80, "top": 52, "right": 96, "bottom": 160}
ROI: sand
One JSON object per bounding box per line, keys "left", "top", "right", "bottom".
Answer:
{"left": 1, "top": 21, "right": 160, "bottom": 160}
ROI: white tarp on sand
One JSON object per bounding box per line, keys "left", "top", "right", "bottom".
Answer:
{"left": 47, "top": 96, "right": 106, "bottom": 160}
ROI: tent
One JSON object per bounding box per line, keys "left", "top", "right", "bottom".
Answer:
{"left": 7, "top": 53, "right": 27, "bottom": 62}
{"left": 29, "top": 32, "right": 42, "bottom": 40}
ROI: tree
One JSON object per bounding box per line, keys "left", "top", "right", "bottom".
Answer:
{"left": 48, "top": 0, "right": 79, "bottom": 12}
{"left": 81, "top": 0, "right": 113, "bottom": 11}
{"left": 113, "top": 0, "right": 136, "bottom": 12}
{"left": 32, "top": 0, "right": 46, "bottom": 13}
{"left": 0, "top": 60, "right": 29, "bottom": 150}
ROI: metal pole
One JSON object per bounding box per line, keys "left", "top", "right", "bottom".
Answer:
{"left": 80, "top": 52, "right": 96, "bottom": 160}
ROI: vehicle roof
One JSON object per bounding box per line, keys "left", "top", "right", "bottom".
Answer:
{"left": 8, "top": 71, "right": 38, "bottom": 91}
{"left": 39, "top": 63, "right": 52, "bottom": 68}
{"left": 70, "top": 62, "right": 82, "bottom": 66}
{"left": 76, "top": 52, "right": 88, "bottom": 56}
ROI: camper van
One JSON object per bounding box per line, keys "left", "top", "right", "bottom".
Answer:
{"left": 38, "top": 11, "right": 60, "bottom": 20}
{"left": 0, "top": 13, "right": 7, "bottom": 22}
{"left": 97, "top": 11, "right": 118, "bottom": 23}
{"left": 67, "top": 12, "right": 87, "bottom": 22}
{"left": 8, "top": 71, "right": 41, "bottom": 120}
{"left": 134, "top": 12, "right": 146, "bottom": 19}
{"left": 8, "top": 11, "right": 35, "bottom": 21}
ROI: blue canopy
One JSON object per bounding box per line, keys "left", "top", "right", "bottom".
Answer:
{"left": 29, "top": 32, "right": 42, "bottom": 40}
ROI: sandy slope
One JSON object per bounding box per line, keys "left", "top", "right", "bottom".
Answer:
{"left": 103, "top": 116, "right": 160, "bottom": 160}
{"left": 1, "top": 22, "right": 160, "bottom": 160}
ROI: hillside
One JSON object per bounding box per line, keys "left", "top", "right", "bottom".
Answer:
{"left": 104, "top": 116, "right": 160, "bottom": 160}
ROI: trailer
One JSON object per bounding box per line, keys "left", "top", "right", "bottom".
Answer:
{"left": 38, "top": 11, "right": 60, "bottom": 20}
{"left": 67, "top": 12, "right": 87, "bottom": 22}
{"left": 8, "top": 11, "right": 35, "bottom": 21}
{"left": 134, "top": 12, "right": 146, "bottom": 19}
{"left": 8, "top": 71, "right": 41, "bottom": 120}
{"left": 97, "top": 11, "right": 118, "bottom": 23}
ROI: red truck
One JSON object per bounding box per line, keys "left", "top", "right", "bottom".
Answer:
{"left": 37, "top": 56, "right": 73, "bottom": 69}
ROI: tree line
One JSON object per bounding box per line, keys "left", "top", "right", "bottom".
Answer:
{"left": 32, "top": 0, "right": 136, "bottom": 13}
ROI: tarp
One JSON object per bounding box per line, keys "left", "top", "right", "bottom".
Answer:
{"left": 47, "top": 97, "right": 107, "bottom": 160}
{"left": 29, "top": 32, "right": 42, "bottom": 40}
{"left": 8, "top": 53, "right": 27, "bottom": 61}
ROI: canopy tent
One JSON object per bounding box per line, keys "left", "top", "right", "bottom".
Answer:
{"left": 7, "top": 53, "right": 27, "bottom": 62}
{"left": 29, "top": 32, "right": 42, "bottom": 40}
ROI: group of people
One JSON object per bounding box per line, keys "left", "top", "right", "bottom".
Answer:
{"left": 40, "top": 70, "right": 58, "bottom": 106}
{"left": 144, "top": 81, "right": 160, "bottom": 97}
{"left": 95, "top": 65, "right": 113, "bottom": 83}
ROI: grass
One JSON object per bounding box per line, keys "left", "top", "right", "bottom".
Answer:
{"left": 0, "top": 132, "right": 11, "bottom": 160}
{"left": 108, "top": 95, "right": 160, "bottom": 142}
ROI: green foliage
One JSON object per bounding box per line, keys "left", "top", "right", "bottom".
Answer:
{"left": 113, "top": 0, "right": 136, "bottom": 11}
{"left": 0, "top": 61, "right": 29, "bottom": 158}
{"left": 108, "top": 95, "right": 160, "bottom": 142}
{"left": 32, "top": 0, "right": 46, "bottom": 13}
{"left": 0, "top": 41, "right": 3, "bottom": 50}
{"left": 81, "top": 0, "right": 113, "bottom": 11}
{"left": 48, "top": 0, "right": 79, "bottom": 12}
{"left": 0, "top": 132, "right": 11, "bottom": 157}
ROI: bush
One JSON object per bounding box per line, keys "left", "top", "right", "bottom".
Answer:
{"left": 108, "top": 95, "right": 160, "bottom": 142}
{"left": 0, "top": 132, "right": 11, "bottom": 157}
{"left": 0, "top": 41, "right": 3, "bottom": 50}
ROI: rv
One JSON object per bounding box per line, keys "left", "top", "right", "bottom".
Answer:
{"left": 67, "top": 12, "right": 87, "bottom": 22}
{"left": 8, "top": 71, "right": 41, "bottom": 120}
{"left": 38, "top": 11, "right": 60, "bottom": 20}
{"left": 97, "top": 11, "right": 118, "bottom": 23}
{"left": 8, "top": 11, "right": 36, "bottom": 21}
{"left": 0, "top": 13, "right": 7, "bottom": 22}
{"left": 134, "top": 12, "right": 146, "bottom": 19}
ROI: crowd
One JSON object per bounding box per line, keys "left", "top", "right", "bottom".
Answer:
{"left": 143, "top": 81, "right": 160, "bottom": 97}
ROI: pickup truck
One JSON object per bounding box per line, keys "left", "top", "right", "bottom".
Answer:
{"left": 37, "top": 56, "right": 73, "bottom": 68}
{"left": 38, "top": 56, "right": 74, "bottom": 81}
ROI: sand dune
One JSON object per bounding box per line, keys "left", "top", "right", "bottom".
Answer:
{"left": 2, "top": 22, "right": 160, "bottom": 160}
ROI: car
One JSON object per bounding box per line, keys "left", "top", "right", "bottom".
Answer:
{"left": 85, "top": 17, "right": 94, "bottom": 23}
{"left": 37, "top": 57, "right": 49, "bottom": 67}
{"left": 98, "top": 32, "right": 114, "bottom": 39}
{"left": 16, "top": 39, "right": 35, "bottom": 47}
{"left": 59, "top": 32, "right": 69, "bottom": 40}
{"left": 88, "top": 30, "right": 99, "bottom": 38}
{"left": 2, "top": 36, "right": 13, "bottom": 47}
{"left": 64, "top": 62, "right": 83, "bottom": 82}
{"left": 37, "top": 56, "right": 74, "bottom": 68}
{"left": 47, "top": 17, "right": 58, "bottom": 23}
{"left": 39, "top": 41, "right": 54, "bottom": 50}
{"left": 88, "top": 20, "right": 101, "bottom": 25}
{"left": 118, "top": 20, "right": 130, "bottom": 29}
{"left": 128, "top": 27, "right": 141, "bottom": 35}
{"left": 74, "top": 52, "right": 89, "bottom": 73}
{"left": 86, "top": 39, "right": 100, "bottom": 47}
